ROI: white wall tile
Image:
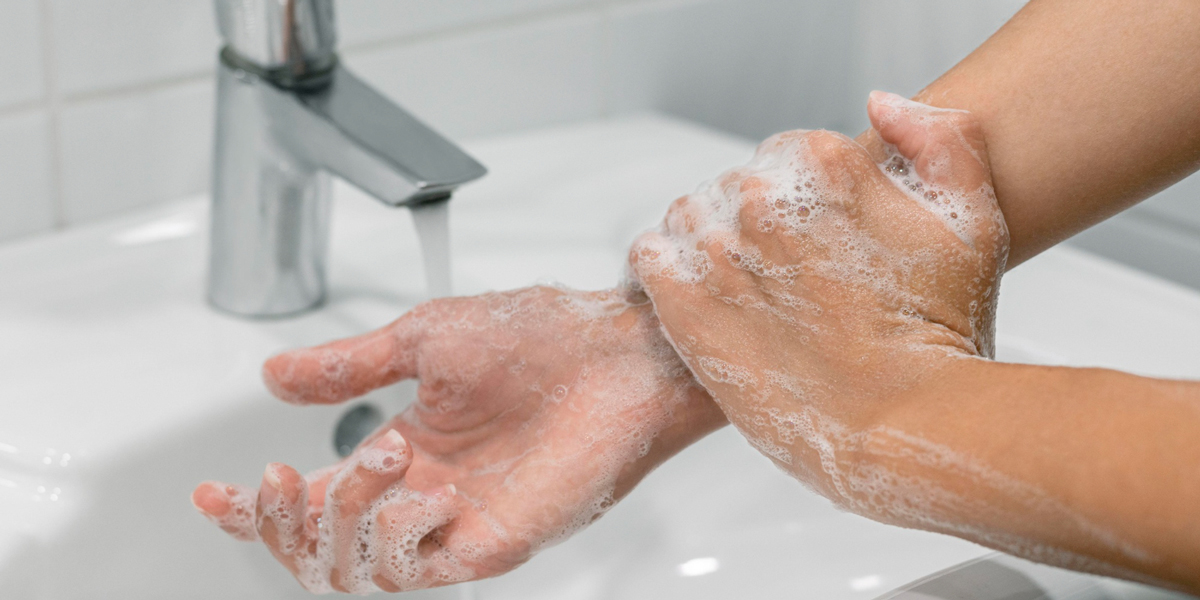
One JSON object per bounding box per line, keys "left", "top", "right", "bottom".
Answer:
{"left": 845, "top": 0, "right": 1026, "bottom": 132}
{"left": 338, "top": 0, "right": 596, "bottom": 47}
{"left": 1132, "top": 172, "right": 1200, "bottom": 232}
{"left": 59, "top": 80, "right": 213, "bottom": 224}
{"left": 1070, "top": 207, "right": 1200, "bottom": 291}
{"left": 607, "top": 0, "right": 858, "bottom": 141}
{"left": 343, "top": 12, "right": 604, "bottom": 139}
{"left": 1068, "top": 172, "right": 1200, "bottom": 290}
{"left": 52, "top": 0, "right": 218, "bottom": 96}
{"left": 0, "top": 0, "right": 45, "bottom": 109}
{"left": 0, "top": 111, "right": 55, "bottom": 240}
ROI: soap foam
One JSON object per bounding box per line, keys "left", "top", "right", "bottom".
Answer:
{"left": 199, "top": 483, "right": 259, "bottom": 542}
{"left": 255, "top": 287, "right": 712, "bottom": 594}
{"left": 630, "top": 124, "right": 1147, "bottom": 575}
{"left": 275, "top": 443, "right": 466, "bottom": 594}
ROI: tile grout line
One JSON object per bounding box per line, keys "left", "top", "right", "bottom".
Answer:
{"left": 0, "top": 99, "right": 48, "bottom": 121}
{"left": 336, "top": 0, "right": 633, "bottom": 57}
{"left": 38, "top": 0, "right": 65, "bottom": 230}
{"left": 13, "top": 0, "right": 683, "bottom": 236}
{"left": 596, "top": 0, "right": 617, "bottom": 119}
{"left": 60, "top": 70, "right": 216, "bottom": 107}
{"left": 1123, "top": 204, "right": 1200, "bottom": 242}
{"left": 23, "top": 1, "right": 662, "bottom": 123}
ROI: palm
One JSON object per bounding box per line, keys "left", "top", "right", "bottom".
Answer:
{"left": 195, "top": 286, "right": 722, "bottom": 593}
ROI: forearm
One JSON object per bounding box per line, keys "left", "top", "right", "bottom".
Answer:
{"left": 857, "top": 0, "right": 1200, "bottom": 267}
{"left": 865, "top": 359, "right": 1200, "bottom": 591}
{"left": 612, "top": 380, "right": 728, "bottom": 500}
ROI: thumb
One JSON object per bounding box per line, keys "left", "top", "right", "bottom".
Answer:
{"left": 867, "top": 91, "right": 1008, "bottom": 256}
{"left": 867, "top": 90, "right": 991, "bottom": 194}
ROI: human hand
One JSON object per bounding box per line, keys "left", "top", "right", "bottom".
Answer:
{"left": 627, "top": 92, "right": 1008, "bottom": 503}
{"left": 192, "top": 286, "right": 724, "bottom": 594}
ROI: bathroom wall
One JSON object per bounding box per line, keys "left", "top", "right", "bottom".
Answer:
{"left": 846, "top": 0, "right": 1200, "bottom": 291}
{"left": 1, "top": 0, "right": 1196, "bottom": 288}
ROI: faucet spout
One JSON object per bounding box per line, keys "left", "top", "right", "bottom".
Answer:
{"left": 285, "top": 65, "right": 487, "bottom": 207}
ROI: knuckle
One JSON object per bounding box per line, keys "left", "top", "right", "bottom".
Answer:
{"left": 942, "top": 110, "right": 979, "bottom": 132}
{"left": 737, "top": 187, "right": 771, "bottom": 231}
{"left": 802, "top": 130, "right": 864, "bottom": 174}
{"left": 756, "top": 129, "right": 807, "bottom": 155}
{"left": 668, "top": 195, "right": 689, "bottom": 213}
{"left": 935, "top": 111, "right": 984, "bottom": 147}
{"left": 801, "top": 130, "right": 875, "bottom": 191}
{"left": 665, "top": 197, "right": 704, "bottom": 236}
{"left": 803, "top": 130, "right": 855, "bottom": 160}
{"left": 755, "top": 132, "right": 786, "bottom": 155}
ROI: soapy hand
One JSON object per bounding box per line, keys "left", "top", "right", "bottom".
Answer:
{"left": 628, "top": 92, "right": 1009, "bottom": 506}
{"left": 193, "top": 286, "right": 723, "bottom": 594}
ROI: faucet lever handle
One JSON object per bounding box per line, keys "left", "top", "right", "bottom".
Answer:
{"left": 293, "top": 67, "right": 489, "bottom": 206}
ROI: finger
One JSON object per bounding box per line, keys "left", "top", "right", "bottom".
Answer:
{"left": 628, "top": 232, "right": 713, "bottom": 353}
{"left": 797, "top": 130, "right": 886, "bottom": 201}
{"left": 302, "top": 464, "right": 341, "bottom": 539}
{"left": 257, "top": 463, "right": 309, "bottom": 569}
{"left": 736, "top": 175, "right": 774, "bottom": 237}
{"left": 754, "top": 129, "right": 812, "bottom": 158}
{"left": 629, "top": 230, "right": 693, "bottom": 289}
{"left": 192, "top": 481, "right": 260, "bottom": 542}
{"left": 262, "top": 311, "right": 425, "bottom": 405}
{"left": 324, "top": 430, "right": 414, "bottom": 592}
{"left": 735, "top": 174, "right": 814, "bottom": 262}
{"left": 659, "top": 194, "right": 759, "bottom": 284}
{"left": 868, "top": 90, "right": 1008, "bottom": 256}
{"left": 662, "top": 195, "right": 707, "bottom": 238}
{"left": 867, "top": 90, "right": 991, "bottom": 193}
{"left": 372, "top": 485, "right": 461, "bottom": 592}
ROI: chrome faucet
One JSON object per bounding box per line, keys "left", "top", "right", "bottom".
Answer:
{"left": 208, "top": 0, "right": 487, "bottom": 317}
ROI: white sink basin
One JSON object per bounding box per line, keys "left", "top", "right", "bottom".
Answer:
{"left": 2, "top": 114, "right": 1198, "bottom": 599}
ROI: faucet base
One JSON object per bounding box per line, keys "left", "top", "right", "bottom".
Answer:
{"left": 207, "top": 60, "right": 332, "bottom": 318}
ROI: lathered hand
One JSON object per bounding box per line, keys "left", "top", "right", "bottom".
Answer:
{"left": 193, "top": 286, "right": 724, "bottom": 594}
{"left": 629, "top": 92, "right": 1009, "bottom": 511}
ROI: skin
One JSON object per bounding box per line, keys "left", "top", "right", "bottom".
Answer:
{"left": 864, "top": 0, "right": 1200, "bottom": 267}
{"left": 194, "top": 288, "right": 725, "bottom": 592}
{"left": 631, "top": 94, "right": 1200, "bottom": 591}
{"left": 194, "top": 0, "right": 1200, "bottom": 593}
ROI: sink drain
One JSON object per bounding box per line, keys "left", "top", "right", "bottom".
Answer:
{"left": 334, "top": 403, "right": 385, "bottom": 457}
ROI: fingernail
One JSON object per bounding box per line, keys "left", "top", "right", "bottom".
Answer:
{"left": 191, "top": 482, "right": 229, "bottom": 516}
{"left": 872, "top": 90, "right": 908, "bottom": 111}
{"left": 429, "top": 483, "right": 456, "bottom": 499}
{"left": 374, "top": 429, "right": 405, "bottom": 452}
{"left": 261, "top": 464, "right": 282, "bottom": 505}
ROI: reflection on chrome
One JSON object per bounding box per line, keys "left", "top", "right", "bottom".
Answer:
{"left": 849, "top": 574, "right": 883, "bottom": 592}
{"left": 678, "top": 557, "right": 720, "bottom": 577}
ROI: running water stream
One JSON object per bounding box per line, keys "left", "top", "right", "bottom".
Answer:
{"left": 410, "top": 199, "right": 477, "bottom": 600}
{"left": 410, "top": 199, "right": 453, "bottom": 299}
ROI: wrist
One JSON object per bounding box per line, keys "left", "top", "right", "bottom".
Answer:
{"left": 607, "top": 299, "right": 729, "bottom": 498}
{"left": 854, "top": 353, "right": 995, "bottom": 476}
{"left": 611, "top": 385, "right": 726, "bottom": 500}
